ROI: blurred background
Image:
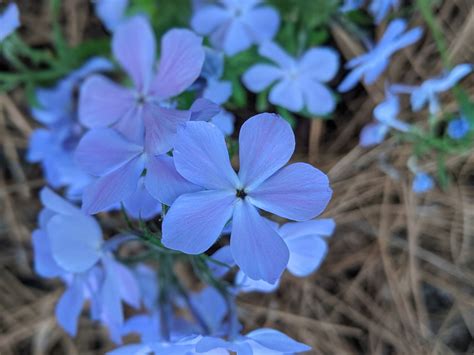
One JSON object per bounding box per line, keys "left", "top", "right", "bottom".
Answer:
{"left": 0, "top": 0, "right": 473, "bottom": 354}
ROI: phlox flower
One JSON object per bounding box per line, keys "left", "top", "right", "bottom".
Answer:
{"left": 447, "top": 116, "right": 470, "bottom": 140}
{"left": 235, "top": 218, "right": 335, "bottom": 293}
{"left": 27, "top": 57, "right": 113, "bottom": 199}
{"left": 393, "top": 64, "right": 473, "bottom": 114}
{"left": 340, "top": 0, "right": 399, "bottom": 24}
{"left": 243, "top": 42, "right": 339, "bottom": 115}
{"left": 360, "top": 86, "right": 411, "bottom": 146}
{"left": 197, "top": 48, "right": 233, "bottom": 105}
{"left": 79, "top": 15, "right": 205, "bottom": 144}
{"left": 0, "top": 3, "right": 19, "bottom": 42}
{"left": 32, "top": 188, "right": 141, "bottom": 341}
{"left": 191, "top": 0, "right": 280, "bottom": 56}
{"left": 75, "top": 128, "right": 199, "bottom": 214}
{"left": 162, "top": 113, "right": 332, "bottom": 283}
{"left": 338, "top": 19, "right": 423, "bottom": 92}
{"left": 196, "top": 328, "right": 311, "bottom": 354}
{"left": 412, "top": 172, "right": 434, "bottom": 194}
{"left": 95, "top": 0, "right": 129, "bottom": 32}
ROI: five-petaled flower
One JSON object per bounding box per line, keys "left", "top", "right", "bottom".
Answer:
{"left": 162, "top": 113, "right": 332, "bottom": 283}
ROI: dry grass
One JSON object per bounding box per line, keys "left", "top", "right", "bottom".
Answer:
{"left": 1, "top": 0, "right": 473, "bottom": 354}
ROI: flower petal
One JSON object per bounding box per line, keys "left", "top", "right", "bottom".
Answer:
{"left": 0, "top": 3, "right": 20, "bottom": 41}
{"left": 235, "top": 270, "right": 279, "bottom": 293}
{"left": 219, "top": 20, "right": 253, "bottom": 56}
{"left": 55, "top": 277, "right": 85, "bottom": 336}
{"left": 269, "top": 78, "right": 304, "bottom": 112}
{"left": 79, "top": 75, "right": 135, "bottom": 128}
{"left": 249, "top": 163, "right": 332, "bottom": 221}
{"left": 145, "top": 154, "right": 201, "bottom": 206}
{"left": 246, "top": 328, "right": 311, "bottom": 353}
{"left": 95, "top": 0, "right": 128, "bottom": 32}
{"left": 203, "top": 78, "right": 232, "bottom": 105}
{"left": 123, "top": 177, "right": 161, "bottom": 220}
{"left": 82, "top": 156, "right": 145, "bottom": 214}
{"left": 190, "top": 98, "right": 221, "bottom": 122}
{"left": 279, "top": 219, "right": 336, "bottom": 239}
{"left": 40, "top": 187, "right": 80, "bottom": 216}
{"left": 241, "top": 5, "right": 280, "bottom": 43}
{"left": 143, "top": 104, "right": 190, "bottom": 155}
{"left": 47, "top": 214, "right": 103, "bottom": 273}
{"left": 285, "top": 233, "right": 328, "bottom": 277}
{"left": 32, "top": 229, "right": 63, "bottom": 278}
{"left": 337, "top": 65, "right": 366, "bottom": 92}
{"left": 152, "top": 29, "right": 205, "bottom": 99}
{"left": 231, "top": 200, "right": 289, "bottom": 283}
{"left": 191, "top": 5, "right": 230, "bottom": 35}
{"left": 300, "top": 79, "right": 335, "bottom": 115}
{"left": 299, "top": 47, "right": 339, "bottom": 82}
{"left": 242, "top": 64, "right": 283, "bottom": 93}
{"left": 112, "top": 15, "right": 155, "bottom": 90}
{"left": 75, "top": 128, "right": 143, "bottom": 176}
{"left": 238, "top": 113, "right": 295, "bottom": 189}
{"left": 174, "top": 121, "right": 239, "bottom": 189}
{"left": 162, "top": 190, "right": 236, "bottom": 254}
{"left": 359, "top": 122, "right": 389, "bottom": 146}
{"left": 258, "top": 41, "right": 295, "bottom": 69}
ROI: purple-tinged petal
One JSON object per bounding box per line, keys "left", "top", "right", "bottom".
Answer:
{"left": 269, "top": 78, "right": 304, "bottom": 112}
{"left": 219, "top": 20, "right": 253, "bottom": 56}
{"left": 249, "top": 163, "right": 332, "bottom": 221}
{"left": 378, "top": 18, "right": 407, "bottom": 47}
{"left": 82, "top": 156, "right": 145, "bottom": 214}
{"left": 162, "top": 190, "right": 236, "bottom": 254}
{"left": 363, "top": 58, "right": 389, "bottom": 85}
{"left": 191, "top": 5, "right": 230, "bottom": 35}
{"left": 299, "top": 47, "right": 339, "bottom": 82}
{"left": 300, "top": 79, "right": 336, "bottom": 115}
{"left": 107, "top": 258, "right": 141, "bottom": 308}
{"left": 429, "top": 64, "right": 473, "bottom": 92}
{"left": 0, "top": 3, "right": 20, "bottom": 42}
{"left": 246, "top": 328, "right": 311, "bottom": 353}
{"left": 32, "top": 229, "right": 63, "bottom": 278}
{"left": 196, "top": 337, "right": 237, "bottom": 354}
{"left": 190, "top": 98, "right": 221, "bottom": 122}
{"left": 174, "top": 121, "right": 239, "bottom": 189}
{"left": 211, "top": 110, "right": 235, "bottom": 136}
{"left": 359, "top": 122, "right": 389, "bottom": 146}
{"left": 145, "top": 154, "right": 201, "bottom": 206}
{"left": 238, "top": 113, "right": 295, "bottom": 189}
{"left": 47, "top": 214, "right": 103, "bottom": 273}
{"left": 203, "top": 78, "right": 232, "bottom": 105}
{"left": 75, "top": 129, "right": 143, "bottom": 176}
{"left": 152, "top": 29, "right": 205, "bottom": 99}
{"left": 107, "top": 344, "right": 152, "bottom": 355}
{"left": 285, "top": 233, "right": 328, "bottom": 277}
{"left": 191, "top": 287, "right": 227, "bottom": 333}
{"left": 40, "top": 187, "right": 80, "bottom": 215}
{"left": 231, "top": 200, "right": 289, "bottom": 283}
{"left": 337, "top": 65, "right": 366, "bottom": 92}
{"left": 242, "top": 64, "right": 283, "bottom": 92}
{"left": 143, "top": 104, "right": 190, "bottom": 155}
{"left": 55, "top": 277, "right": 85, "bottom": 336}
{"left": 388, "top": 27, "right": 423, "bottom": 53}
{"left": 280, "top": 219, "right": 336, "bottom": 239}
{"left": 235, "top": 270, "right": 279, "bottom": 293}
{"left": 123, "top": 177, "right": 161, "bottom": 220}
{"left": 112, "top": 16, "right": 155, "bottom": 90}
{"left": 258, "top": 41, "right": 295, "bottom": 69}
{"left": 79, "top": 75, "right": 135, "bottom": 128}
{"left": 95, "top": 0, "right": 128, "bottom": 32}
{"left": 241, "top": 6, "right": 280, "bottom": 43}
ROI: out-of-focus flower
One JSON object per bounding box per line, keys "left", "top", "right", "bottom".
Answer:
{"left": 95, "top": 0, "right": 129, "bottom": 32}
{"left": 412, "top": 172, "right": 434, "bottom": 194}
{"left": 338, "top": 19, "right": 423, "bottom": 92}
{"left": 360, "top": 86, "right": 411, "bottom": 146}
{"left": 243, "top": 42, "right": 339, "bottom": 115}
{"left": 162, "top": 113, "right": 332, "bottom": 283}
{"left": 191, "top": 0, "right": 280, "bottom": 56}
{"left": 447, "top": 116, "right": 470, "bottom": 140}
{"left": 0, "top": 3, "right": 20, "bottom": 42}
{"left": 340, "top": 0, "right": 399, "bottom": 24}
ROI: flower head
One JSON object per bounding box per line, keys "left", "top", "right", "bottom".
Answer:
{"left": 191, "top": 0, "right": 280, "bottom": 56}
{"left": 447, "top": 116, "right": 470, "bottom": 140}
{"left": 0, "top": 3, "right": 20, "bottom": 42}
{"left": 412, "top": 172, "right": 434, "bottom": 194}
{"left": 243, "top": 42, "right": 339, "bottom": 115}
{"left": 162, "top": 113, "right": 332, "bottom": 283}
{"left": 338, "top": 19, "right": 423, "bottom": 92}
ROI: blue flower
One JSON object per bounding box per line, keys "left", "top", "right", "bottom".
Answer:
{"left": 409, "top": 64, "right": 473, "bottom": 114}
{"left": 79, "top": 16, "right": 205, "bottom": 145}
{"left": 340, "top": 0, "right": 399, "bottom": 24}
{"left": 32, "top": 188, "right": 141, "bottom": 341}
{"left": 196, "top": 328, "right": 311, "bottom": 354}
{"left": 447, "top": 116, "right": 470, "bottom": 140}
{"left": 197, "top": 48, "right": 233, "bottom": 105}
{"left": 243, "top": 42, "right": 339, "bottom": 115}
{"left": 95, "top": 0, "right": 129, "bottom": 32}
{"left": 360, "top": 86, "right": 411, "bottom": 146}
{"left": 191, "top": 0, "right": 280, "bottom": 56}
{"left": 162, "top": 113, "right": 332, "bottom": 283}
{"left": 412, "top": 172, "right": 434, "bottom": 194}
{"left": 338, "top": 19, "right": 423, "bottom": 92}
{"left": 27, "top": 57, "right": 113, "bottom": 199}
{"left": 0, "top": 3, "right": 20, "bottom": 42}
{"left": 75, "top": 128, "right": 199, "bottom": 214}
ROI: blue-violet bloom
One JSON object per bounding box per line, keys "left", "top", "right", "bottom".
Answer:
{"left": 0, "top": 3, "right": 20, "bottom": 42}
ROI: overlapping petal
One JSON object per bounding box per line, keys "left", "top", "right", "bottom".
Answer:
{"left": 242, "top": 64, "right": 283, "bottom": 92}
{"left": 299, "top": 47, "right": 339, "bottom": 82}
